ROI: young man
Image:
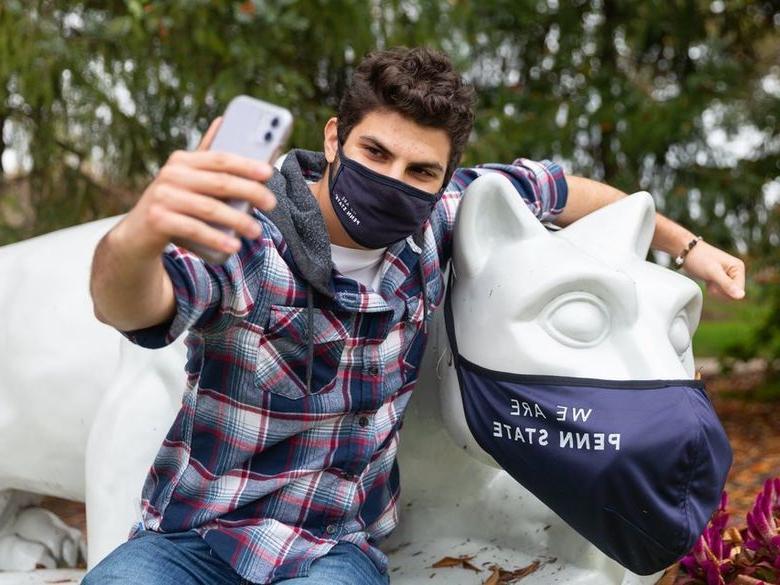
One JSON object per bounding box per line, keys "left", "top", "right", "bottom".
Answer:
{"left": 87, "top": 47, "right": 745, "bottom": 585}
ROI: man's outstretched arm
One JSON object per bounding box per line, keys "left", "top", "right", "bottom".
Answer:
{"left": 555, "top": 175, "right": 746, "bottom": 301}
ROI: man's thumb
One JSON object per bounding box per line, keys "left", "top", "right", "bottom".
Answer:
{"left": 729, "top": 286, "right": 746, "bottom": 299}
{"left": 196, "top": 117, "right": 223, "bottom": 152}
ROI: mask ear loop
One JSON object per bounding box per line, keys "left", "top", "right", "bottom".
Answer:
{"left": 443, "top": 264, "right": 460, "bottom": 368}
{"left": 326, "top": 146, "right": 340, "bottom": 195}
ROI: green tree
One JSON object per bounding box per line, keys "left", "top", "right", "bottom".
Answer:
{"left": 1, "top": 0, "right": 777, "bottom": 377}
{"left": 436, "top": 0, "right": 779, "bottom": 378}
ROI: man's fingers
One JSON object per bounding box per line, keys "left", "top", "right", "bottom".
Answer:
{"left": 685, "top": 241, "right": 747, "bottom": 301}
{"left": 712, "top": 262, "right": 746, "bottom": 299}
{"left": 153, "top": 184, "right": 263, "bottom": 241}
{"left": 708, "top": 266, "right": 745, "bottom": 300}
{"left": 706, "top": 281, "right": 741, "bottom": 302}
{"left": 148, "top": 205, "right": 248, "bottom": 255}
{"left": 196, "top": 117, "right": 223, "bottom": 152}
{"left": 160, "top": 165, "right": 276, "bottom": 212}
{"left": 725, "top": 261, "right": 746, "bottom": 296}
{"left": 168, "top": 149, "right": 273, "bottom": 184}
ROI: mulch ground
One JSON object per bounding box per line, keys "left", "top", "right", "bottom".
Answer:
{"left": 705, "top": 369, "right": 780, "bottom": 525}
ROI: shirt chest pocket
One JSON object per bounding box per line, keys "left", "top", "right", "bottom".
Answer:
{"left": 255, "top": 305, "right": 351, "bottom": 400}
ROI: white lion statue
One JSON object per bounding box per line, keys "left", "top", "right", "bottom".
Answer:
{"left": 0, "top": 174, "right": 701, "bottom": 584}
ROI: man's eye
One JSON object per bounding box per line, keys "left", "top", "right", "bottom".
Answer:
{"left": 414, "top": 168, "right": 433, "bottom": 177}
{"left": 366, "top": 146, "right": 383, "bottom": 157}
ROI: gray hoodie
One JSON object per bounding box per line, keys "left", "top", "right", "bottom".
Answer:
{"left": 259, "top": 148, "right": 429, "bottom": 393}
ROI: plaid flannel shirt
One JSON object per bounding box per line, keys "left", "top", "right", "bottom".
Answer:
{"left": 118, "top": 155, "right": 567, "bottom": 584}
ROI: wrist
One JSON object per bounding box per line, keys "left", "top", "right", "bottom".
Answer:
{"left": 672, "top": 235, "right": 703, "bottom": 269}
{"left": 652, "top": 213, "right": 697, "bottom": 256}
{"left": 110, "top": 214, "right": 167, "bottom": 261}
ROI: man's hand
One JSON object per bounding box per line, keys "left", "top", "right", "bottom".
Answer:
{"left": 91, "top": 118, "right": 278, "bottom": 331}
{"left": 681, "top": 240, "right": 746, "bottom": 301}
{"left": 111, "top": 117, "right": 277, "bottom": 259}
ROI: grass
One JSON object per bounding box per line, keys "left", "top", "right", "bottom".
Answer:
{"left": 693, "top": 321, "right": 758, "bottom": 358}
{"left": 692, "top": 280, "right": 780, "bottom": 403}
{"left": 692, "top": 283, "right": 770, "bottom": 358}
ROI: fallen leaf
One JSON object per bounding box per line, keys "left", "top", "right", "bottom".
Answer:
{"left": 508, "top": 559, "right": 541, "bottom": 580}
{"left": 461, "top": 558, "right": 481, "bottom": 572}
{"left": 482, "top": 559, "right": 546, "bottom": 583}
{"left": 482, "top": 566, "right": 501, "bottom": 585}
{"left": 432, "top": 556, "right": 466, "bottom": 568}
{"left": 431, "top": 554, "right": 481, "bottom": 572}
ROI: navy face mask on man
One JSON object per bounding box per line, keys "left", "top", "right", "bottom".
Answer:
{"left": 327, "top": 143, "right": 443, "bottom": 249}
{"left": 443, "top": 269, "right": 733, "bottom": 576}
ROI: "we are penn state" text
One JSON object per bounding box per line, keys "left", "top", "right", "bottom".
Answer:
{"left": 491, "top": 399, "right": 621, "bottom": 451}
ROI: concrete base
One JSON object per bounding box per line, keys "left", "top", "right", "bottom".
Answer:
{"left": 0, "top": 569, "right": 85, "bottom": 584}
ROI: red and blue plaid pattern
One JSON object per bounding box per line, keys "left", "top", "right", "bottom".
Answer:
{"left": 118, "top": 157, "right": 567, "bottom": 584}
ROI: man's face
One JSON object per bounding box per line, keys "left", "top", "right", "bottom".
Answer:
{"left": 328, "top": 109, "right": 451, "bottom": 194}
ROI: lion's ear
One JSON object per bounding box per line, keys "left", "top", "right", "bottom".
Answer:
{"left": 453, "top": 173, "right": 549, "bottom": 279}
{"left": 559, "top": 191, "right": 656, "bottom": 263}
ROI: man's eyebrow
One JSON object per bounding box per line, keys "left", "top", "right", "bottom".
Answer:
{"left": 359, "top": 135, "right": 445, "bottom": 174}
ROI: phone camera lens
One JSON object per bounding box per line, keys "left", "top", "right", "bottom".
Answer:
{"left": 271, "top": 117, "right": 280, "bottom": 128}
{"left": 264, "top": 131, "right": 273, "bottom": 142}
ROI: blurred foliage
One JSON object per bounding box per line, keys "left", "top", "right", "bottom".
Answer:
{"left": 693, "top": 284, "right": 770, "bottom": 357}
{"left": 0, "top": 0, "right": 778, "bottom": 372}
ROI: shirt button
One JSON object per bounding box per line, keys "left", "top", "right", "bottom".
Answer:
{"left": 342, "top": 471, "right": 356, "bottom": 480}
{"left": 358, "top": 415, "right": 370, "bottom": 428}
{"left": 366, "top": 365, "right": 379, "bottom": 376}
{"left": 325, "top": 524, "right": 337, "bottom": 535}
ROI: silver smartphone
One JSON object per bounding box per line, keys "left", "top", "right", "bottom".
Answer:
{"left": 171, "top": 95, "right": 293, "bottom": 264}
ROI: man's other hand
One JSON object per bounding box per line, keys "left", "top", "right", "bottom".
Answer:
{"left": 682, "top": 240, "right": 746, "bottom": 301}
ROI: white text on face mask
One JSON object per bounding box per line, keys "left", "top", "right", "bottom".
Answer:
{"left": 334, "top": 193, "right": 361, "bottom": 225}
{"left": 491, "top": 422, "right": 621, "bottom": 451}
{"left": 491, "top": 398, "right": 622, "bottom": 451}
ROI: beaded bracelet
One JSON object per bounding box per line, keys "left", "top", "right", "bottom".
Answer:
{"left": 673, "top": 235, "right": 703, "bottom": 269}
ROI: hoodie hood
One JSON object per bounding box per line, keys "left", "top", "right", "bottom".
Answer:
{"left": 264, "top": 148, "right": 336, "bottom": 299}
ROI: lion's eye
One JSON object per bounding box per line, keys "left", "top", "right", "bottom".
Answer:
{"left": 669, "top": 312, "right": 691, "bottom": 355}
{"left": 541, "top": 293, "right": 610, "bottom": 347}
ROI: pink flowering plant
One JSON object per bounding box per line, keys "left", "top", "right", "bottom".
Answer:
{"left": 675, "top": 477, "right": 780, "bottom": 585}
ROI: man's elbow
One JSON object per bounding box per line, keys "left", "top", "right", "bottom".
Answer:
{"left": 89, "top": 263, "right": 108, "bottom": 324}
{"left": 90, "top": 284, "right": 112, "bottom": 325}
{"left": 92, "top": 302, "right": 108, "bottom": 324}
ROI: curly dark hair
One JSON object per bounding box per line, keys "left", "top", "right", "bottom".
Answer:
{"left": 337, "top": 46, "right": 476, "bottom": 187}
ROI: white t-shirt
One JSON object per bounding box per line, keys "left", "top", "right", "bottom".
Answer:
{"left": 330, "top": 243, "right": 386, "bottom": 291}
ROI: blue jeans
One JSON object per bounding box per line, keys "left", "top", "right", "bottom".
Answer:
{"left": 80, "top": 529, "right": 390, "bottom": 584}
